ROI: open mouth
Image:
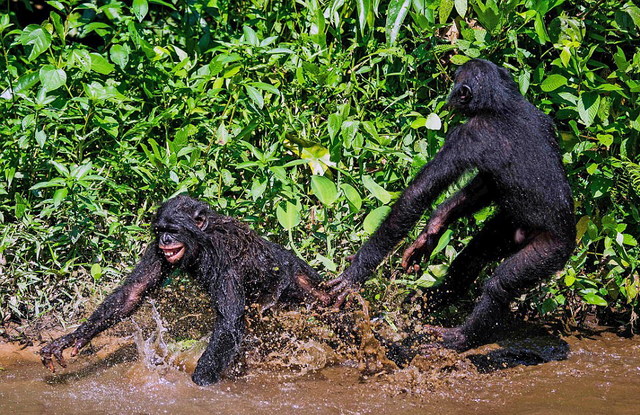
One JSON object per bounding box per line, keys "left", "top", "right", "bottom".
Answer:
{"left": 159, "top": 243, "right": 185, "bottom": 264}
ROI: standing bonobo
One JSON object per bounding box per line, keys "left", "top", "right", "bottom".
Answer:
{"left": 41, "top": 195, "right": 330, "bottom": 385}
{"left": 328, "top": 59, "right": 575, "bottom": 350}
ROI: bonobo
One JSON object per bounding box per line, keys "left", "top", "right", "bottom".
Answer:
{"left": 328, "top": 59, "right": 575, "bottom": 350}
{"left": 41, "top": 195, "right": 330, "bottom": 385}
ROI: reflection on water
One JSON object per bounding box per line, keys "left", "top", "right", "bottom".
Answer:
{"left": 1, "top": 328, "right": 639, "bottom": 415}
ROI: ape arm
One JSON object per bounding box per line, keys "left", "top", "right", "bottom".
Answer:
{"left": 330, "top": 134, "right": 471, "bottom": 299}
{"left": 192, "top": 270, "right": 246, "bottom": 385}
{"left": 402, "top": 175, "right": 493, "bottom": 272}
{"left": 41, "top": 245, "right": 169, "bottom": 371}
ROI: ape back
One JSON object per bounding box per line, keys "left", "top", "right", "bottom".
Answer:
{"left": 449, "top": 59, "right": 574, "bottom": 239}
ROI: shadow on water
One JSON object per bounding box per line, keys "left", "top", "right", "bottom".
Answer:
{"left": 43, "top": 344, "right": 139, "bottom": 385}
{"left": 466, "top": 323, "right": 571, "bottom": 374}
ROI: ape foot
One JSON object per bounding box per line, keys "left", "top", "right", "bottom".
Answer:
{"left": 192, "top": 370, "right": 221, "bottom": 386}
{"left": 422, "top": 325, "right": 471, "bottom": 352}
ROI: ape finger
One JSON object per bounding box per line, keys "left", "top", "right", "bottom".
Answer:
{"left": 325, "top": 276, "right": 346, "bottom": 288}
{"left": 328, "top": 278, "right": 357, "bottom": 298}
{"left": 333, "top": 287, "right": 353, "bottom": 309}
{"left": 41, "top": 355, "right": 55, "bottom": 372}
{"left": 402, "top": 245, "right": 424, "bottom": 273}
{"left": 53, "top": 348, "right": 67, "bottom": 368}
{"left": 295, "top": 273, "right": 331, "bottom": 306}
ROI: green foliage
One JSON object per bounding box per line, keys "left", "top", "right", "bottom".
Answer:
{"left": 0, "top": 0, "right": 638, "bottom": 323}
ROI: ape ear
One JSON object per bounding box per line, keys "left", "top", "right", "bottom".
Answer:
{"left": 459, "top": 84, "right": 472, "bottom": 103}
{"left": 194, "top": 210, "right": 208, "bottom": 230}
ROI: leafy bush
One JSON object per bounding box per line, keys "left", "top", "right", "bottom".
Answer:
{"left": 0, "top": 0, "right": 638, "bottom": 324}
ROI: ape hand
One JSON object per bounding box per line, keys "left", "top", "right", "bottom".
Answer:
{"left": 325, "top": 274, "right": 359, "bottom": 309}
{"left": 401, "top": 229, "right": 441, "bottom": 273}
{"left": 40, "top": 333, "right": 87, "bottom": 372}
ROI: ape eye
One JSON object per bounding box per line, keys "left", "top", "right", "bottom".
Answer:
{"left": 459, "top": 85, "right": 472, "bottom": 103}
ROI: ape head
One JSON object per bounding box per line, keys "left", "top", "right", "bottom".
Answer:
{"left": 152, "top": 195, "right": 212, "bottom": 265}
{"left": 448, "top": 59, "right": 521, "bottom": 115}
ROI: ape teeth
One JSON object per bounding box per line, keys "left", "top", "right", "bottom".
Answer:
{"left": 160, "top": 244, "right": 185, "bottom": 263}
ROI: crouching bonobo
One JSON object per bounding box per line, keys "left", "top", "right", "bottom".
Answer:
{"left": 41, "top": 195, "right": 330, "bottom": 385}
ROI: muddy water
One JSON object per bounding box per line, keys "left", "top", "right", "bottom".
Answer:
{"left": 1, "top": 330, "right": 639, "bottom": 414}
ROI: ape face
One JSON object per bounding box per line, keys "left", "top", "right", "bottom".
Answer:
{"left": 152, "top": 196, "right": 210, "bottom": 265}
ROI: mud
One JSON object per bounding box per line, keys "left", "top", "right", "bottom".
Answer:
{"left": 1, "top": 302, "right": 640, "bottom": 414}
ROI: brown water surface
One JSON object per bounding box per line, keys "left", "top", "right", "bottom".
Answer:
{"left": 1, "top": 329, "right": 639, "bottom": 414}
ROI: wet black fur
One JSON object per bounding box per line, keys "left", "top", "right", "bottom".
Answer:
{"left": 41, "top": 195, "right": 326, "bottom": 385}
{"left": 339, "top": 59, "right": 576, "bottom": 349}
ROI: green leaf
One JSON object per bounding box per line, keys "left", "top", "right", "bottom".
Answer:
{"left": 110, "top": 44, "right": 129, "bottom": 69}
{"left": 13, "top": 72, "right": 39, "bottom": 94}
{"left": 411, "top": 117, "right": 426, "bottom": 129}
{"left": 250, "top": 179, "right": 267, "bottom": 201}
{"left": 90, "top": 53, "right": 115, "bottom": 75}
{"left": 244, "top": 85, "right": 264, "bottom": 109}
{"left": 575, "top": 215, "right": 589, "bottom": 242}
{"left": 362, "top": 176, "right": 392, "bottom": 204}
{"left": 90, "top": 263, "right": 103, "bottom": 281}
{"left": 243, "top": 26, "right": 259, "bottom": 46}
{"left": 50, "top": 160, "right": 69, "bottom": 177}
{"left": 328, "top": 114, "right": 342, "bottom": 140}
{"left": 385, "top": 0, "right": 411, "bottom": 46}
{"left": 341, "top": 183, "right": 362, "bottom": 211}
{"left": 540, "top": 74, "right": 567, "bottom": 92}
{"left": 276, "top": 202, "right": 301, "bottom": 230}
{"left": 363, "top": 206, "right": 391, "bottom": 234}
{"left": 250, "top": 82, "right": 280, "bottom": 96}
{"left": 450, "top": 54, "right": 470, "bottom": 65}
{"left": 431, "top": 229, "right": 453, "bottom": 258}
{"left": 439, "top": 0, "right": 454, "bottom": 23}
{"left": 455, "top": 0, "right": 467, "bottom": 17}
{"left": 52, "top": 187, "right": 68, "bottom": 207}
{"left": 39, "top": 65, "right": 66, "bottom": 91}
{"left": 29, "top": 178, "right": 66, "bottom": 190}
{"left": 216, "top": 122, "right": 229, "bottom": 145}
{"left": 310, "top": 175, "right": 338, "bottom": 206}
{"left": 560, "top": 47, "right": 571, "bottom": 67}
{"left": 14, "top": 194, "right": 27, "bottom": 219}
{"left": 582, "top": 293, "right": 608, "bottom": 307}
{"left": 533, "top": 12, "right": 549, "bottom": 43}
{"left": 69, "top": 49, "right": 92, "bottom": 71}
{"left": 518, "top": 70, "right": 531, "bottom": 95}
{"left": 315, "top": 253, "right": 337, "bottom": 272}
{"left": 624, "top": 4, "right": 640, "bottom": 28}
{"left": 132, "top": 0, "right": 149, "bottom": 22}
{"left": 341, "top": 121, "right": 360, "bottom": 148}
{"left": 623, "top": 234, "right": 638, "bottom": 246}
{"left": 356, "top": 0, "right": 371, "bottom": 35}
{"left": 19, "top": 25, "right": 51, "bottom": 61}
{"left": 564, "top": 272, "right": 576, "bottom": 287}
{"left": 35, "top": 129, "right": 47, "bottom": 147}
{"left": 577, "top": 92, "right": 600, "bottom": 127}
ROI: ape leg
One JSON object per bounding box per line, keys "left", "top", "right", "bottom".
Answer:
{"left": 428, "top": 214, "right": 518, "bottom": 308}
{"left": 448, "top": 231, "right": 573, "bottom": 350}
{"left": 192, "top": 272, "right": 245, "bottom": 386}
